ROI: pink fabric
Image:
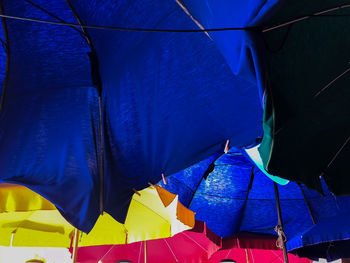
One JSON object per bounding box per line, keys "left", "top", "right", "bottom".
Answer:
{"left": 75, "top": 227, "right": 221, "bottom": 263}
{"left": 73, "top": 221, "right": 312, "bottom": 263}
{"left": 209, "top": 249, "right": 312, "bottom": 263}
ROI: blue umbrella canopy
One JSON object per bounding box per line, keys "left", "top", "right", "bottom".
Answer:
{"left": 158, "top": 148, "right": 350, "bottom": 241}
{"left": 288, "top": 212, "right": 350, "bottom": 261}
{"left": 0, "top": 0, "right": 281, "bottom": 231}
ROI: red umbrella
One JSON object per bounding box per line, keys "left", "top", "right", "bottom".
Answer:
{"left": 74, "top": 221, "right": 221, "bottom": 263}
{"left": 208, "top": 235, "right": 311, "bottom": 263}
{"left": 208, "top": 249, "right": 311, "bottom": 263}
{"left": 73, "top": 223, "right": 312, "bottom": 263}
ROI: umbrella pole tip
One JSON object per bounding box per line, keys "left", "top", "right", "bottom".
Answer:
{"left": 162, "top": 173, "right": 167, "bottom": 185}
{"left": 224, "top": 139, "right": 230, "bottom": 153}
{"left": 133, "top": 188, "right": 141, "bottom": 196}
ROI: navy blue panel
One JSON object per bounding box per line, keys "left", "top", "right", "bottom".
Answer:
{"left": 0, "top": 87, "right": 100, "bottom": 231}
{"left": 0, "top": 0, "right": 99, "bottom": 231}
{"left": 288, "top": 213, "right": 350, "bottom": 260}
{"left": 3, "top": 0, "right": 92, "bottom": 95}
{"left": 68, "top": 0, "right": 273, "bottom": 222}
{"left": 0, "top": 21, "right": 5, "bottom": 95}
{"left": 181, "top": 0, "right": 281, "bottom": 100}
{"left": 159, "top": 149, "right": 350, "bottom": 239}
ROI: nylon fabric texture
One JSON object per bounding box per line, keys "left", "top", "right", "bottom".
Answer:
{"left": 158, "top": 148, "right": 350, "bottom": 242}
{"left": 0, "top": 0, "right": 281, "bottom": 231}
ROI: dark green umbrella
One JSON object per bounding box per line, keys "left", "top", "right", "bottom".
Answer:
{"left": 259, "top": 0, "right": 350, "bottom": 194}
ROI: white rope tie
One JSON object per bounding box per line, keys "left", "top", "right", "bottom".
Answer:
{"left": 274, "top": 225, "right": 287, "bottom": 249}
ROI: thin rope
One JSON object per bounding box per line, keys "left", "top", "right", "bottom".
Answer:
{"left": 314, "top": 67, "right": 350, "bottom": 98}
{"left": 0, "top": 10, "right": 348, "bottom": 33}
{"left": 0, "top": 13, "right": 254, "bottom": 32}
{"left": 181, "top": 232, "right": 208, "bottom": 252}
{"left": 163, "top": 239, "right": 179, "bottom": 262}
{"left": 133, "top": 198, "right": 169, "bottom": 223}
{"left": 274, "top": 225, "right": 287, "bottom": 250}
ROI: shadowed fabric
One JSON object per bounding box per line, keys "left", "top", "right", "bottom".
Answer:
{"left": 0, "top": 0, "right": 99, "bottom": 231}
{"left": 258, "top": 0, "right": 350, "bottom": 194}
{"left": 158, "top": 148, "right": 350, "bottom": 241}
{"left": 288, "top": 212, "right": 350, "bottom": 260}
{"left": 0, "top": 0, "right": 280, "bottom": 231}
{"left": 0, "top": 20, "right": 5, "bottom": 95}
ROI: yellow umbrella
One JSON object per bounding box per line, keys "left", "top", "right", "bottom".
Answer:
{"left": 0, "top": 183, "right": 194, "bottom": 247}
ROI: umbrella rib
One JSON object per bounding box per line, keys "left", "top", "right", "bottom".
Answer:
{"left": 138, "top": 241, "right": 143, "bottom": 263}
{"left": 181, "top": 232, "right": 207, "bottom": 252}
{"left": 98, "top": 245, "right": 116, "bottom": 263}
{"left": 163, "top": 238, "right": 178, "bottom": 262}
{"left": 23, "top": 0, "right": 84, "bottom": 37}
{"left": 297, "top": 183, "right": 316, "bottom": 225}
{"left": 193, "top": 192, "right": 305, "bottom": 201}
{"left": 314, "top": 67, "right": 350, "bottom": 98}
{"left": 175, "top": 0, "right": 211, "bottom": 39}
{"left": 263, "top": 4, "right": 350, "bottom": 32}
{"left": 187, "top": 153, "right": 224, "bottom": 208}
{"left": 225, "top": 248, "right": 232, "bottom": 259}
{"left": 165, "top": 176, "right": 195, "bottom": 193}
{"left": 0, "top": 37, "right": 6, "bottom": 51}
{"left": 0, "top": 0, "right": 10, "bottom": 114}
{"left": 269, "top": 250, "right": 284, "bottom": 263}
{"left": 236, "top": 166, "right": 255, "bottom": 232}
{"left": 326, "top": 135, "right": 350, "bottom": 169}
{"left": 133, "top": 199, "right": 169, "bottom": 223}
{"left": 249, "top": 248, "right": 255, "bottom": 263}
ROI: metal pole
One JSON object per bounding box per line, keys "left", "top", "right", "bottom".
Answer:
{"left": 274, "top": 182, "right": 289, "bottom": 263}
{"left": 72, "top": 228, "right": 80, "bottom": 263}
{"left": 144, "top": 240, "right": 147, "bottom": 263}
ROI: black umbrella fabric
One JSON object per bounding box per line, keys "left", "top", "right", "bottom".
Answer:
{"left": 258, "top": 0, "right": 350, "bottom": 194}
